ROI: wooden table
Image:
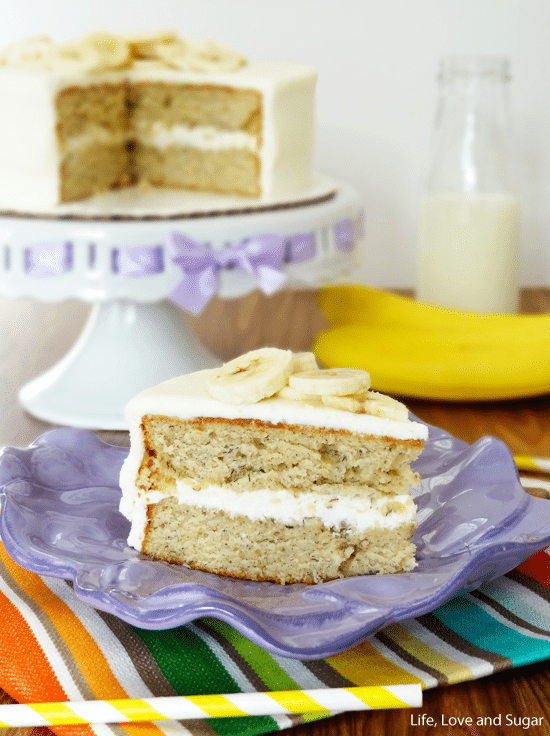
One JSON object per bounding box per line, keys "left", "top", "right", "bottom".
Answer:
{"left": 1, "top": 287, "right": 550, "bottom": 735}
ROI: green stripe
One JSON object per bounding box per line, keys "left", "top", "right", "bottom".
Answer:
{"left": 133, "top": 623, "right": 280, "bottom": 736}
{"left": 203, "top": 620, "right": 335, "bottom": 729}
{"left": 133, "top": 624, "right": 237, "bottom": 694}
{"left": 204, "top": 618, "right": 299, "bottom": 691}
{"left": 433, "top": 596, "right": 550, "bottom": 667}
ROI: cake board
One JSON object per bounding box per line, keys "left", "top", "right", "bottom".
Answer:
{"left": 0, "top": 174, "right": 363, "bottom": 430}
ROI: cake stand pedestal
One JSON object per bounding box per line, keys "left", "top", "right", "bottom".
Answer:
{"left": 0, "top": 175, "right": 363, "bottom": 429}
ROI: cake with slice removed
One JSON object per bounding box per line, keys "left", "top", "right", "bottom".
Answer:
{"left": 119, "top": 348, "right": 428, "bottom": 584}
{"left": 0, "top": 32, "right": 316, "bottom": 211}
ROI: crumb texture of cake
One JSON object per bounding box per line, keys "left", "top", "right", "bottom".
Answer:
{"left": 119, "top": 348, "right": 429, "bottom": 584}
{"left": 138, "top": 415, "right": 421, "bottom": 495}
{"left": 142, "top": 499, "right": 416, "bottom": 585}
{"left": 0, "top": 32, "right": 316, "bottom": 210}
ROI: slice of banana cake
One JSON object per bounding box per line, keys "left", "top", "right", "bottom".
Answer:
{"left": 119, "top": 348, "right": 428, "bottom": 584}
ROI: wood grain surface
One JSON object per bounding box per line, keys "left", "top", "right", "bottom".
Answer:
{"left": 1, "top": 288, "right": 550, "bottom": 736}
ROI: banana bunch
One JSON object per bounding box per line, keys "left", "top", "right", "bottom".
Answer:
{"left": 206, "top": 348, "right": 410, "bottom": 421}
{"left": 314, "top": 284, "right": 550, "bottom": 401}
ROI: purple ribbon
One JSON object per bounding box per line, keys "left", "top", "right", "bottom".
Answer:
{"left": 112, "top": 246, "right": 164, "bottom": 276}
{"left": 24, "top": 241, "right": 73, "bottom": 277}
{"left": 166, "top": 231, "right": 292, "bottom": 314}
{"left": 334, "top": 218, "right": 356, "bottom": 252}
{"left": 19, "top": 223, "right": 347, "bottom": 314}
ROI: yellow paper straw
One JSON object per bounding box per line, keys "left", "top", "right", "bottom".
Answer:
{"left": 0, "top": 686, "right": 422, "bottom": 727}
{"left": 514, "top": 454, "right": 550, "bottom": 474}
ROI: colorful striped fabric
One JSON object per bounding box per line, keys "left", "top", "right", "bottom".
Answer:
{"left": 0, "top": 533, "right": 550, "bottom": 735}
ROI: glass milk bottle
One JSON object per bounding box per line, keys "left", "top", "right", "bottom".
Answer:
{"left": 417, "top": 55, "right": 521, "bottom": 313}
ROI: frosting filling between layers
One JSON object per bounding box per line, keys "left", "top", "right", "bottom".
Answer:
{"left": 63, "top": 124, "right": 259, "bottom": 155}
{"left": 120, "top": 482, "right": 417, "bottom": 550}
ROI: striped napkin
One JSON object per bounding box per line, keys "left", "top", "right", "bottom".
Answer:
{"left": 1, "top": 534, "right": 550, "bottom": 736}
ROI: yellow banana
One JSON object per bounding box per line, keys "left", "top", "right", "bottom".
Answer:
{"left": 313, "top": 322, "right": 550, "bottom": 401}
{"left": 318, "top": 284, "right": 550, "bottom": 337}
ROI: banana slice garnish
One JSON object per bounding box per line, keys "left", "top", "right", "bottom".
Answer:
{"left": 151, "top": 38, "right": 246, "bottom": 72}
{"left": 207, "top": 348, "right": 293, "bottom": 404}
{"left": 290, "top": 352, "right": 319, "bottom": 373}
{"left": 205, "top": 349, "right": 407, "bottom": 420}
{"left": 363, "top": 391, "right": 409, "bottom": 421}
{"left": 0, "top": 36, "right": 54, "bottom": 69}
{"left": 50, "top": 33, "right": 130, "bottom": 72}
{"left": 322, "top": 390, "right": 409, "bottom": 421}
{"left": 123, "top": 31, "right": 179, "bottom": 60}
{"left": 321, "top": 393, "right": 364, "bottom": 413}
{"left": 289, "top": 368, "right": 371, "bottom": 396}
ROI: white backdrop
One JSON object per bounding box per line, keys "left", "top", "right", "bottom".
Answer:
{"left": 0, "top": 0, "right": 548, "bottom": 289}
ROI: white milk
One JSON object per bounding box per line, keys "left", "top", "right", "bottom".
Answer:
{"left": 417, "top": 192, "right": 521, "bottom": 313}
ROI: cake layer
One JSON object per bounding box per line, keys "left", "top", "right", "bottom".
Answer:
{"left": 137, "top": 414, "right": 422, "bottom": 494}
{"left": 141, "top": 499, "right": 416, "bottom": 584}
{"left": 60, "top": 142, "right": 132, "bottom": 202}
{"left": 127, "top": 82, "right": 262, "bottom": 132}
{"left": 133, "top": 145, "right": 260, "bottom": 196}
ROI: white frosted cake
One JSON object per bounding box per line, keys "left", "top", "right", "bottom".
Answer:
{"left": 119, "top": 349, "right": 428, "bottom": 584}
{"left": 0, "top": 32, "right": 316, "bottom": 212}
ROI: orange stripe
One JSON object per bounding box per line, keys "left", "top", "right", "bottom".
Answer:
{"left": 326, "top": 639, "right": 423, "bottom": 686}
{"left": 0, "top": 544, "right": 126, "bottom": 700}
{"left": 516, "top": 549, "right": 550, "bottom": 588}
{"left": 0, "top": 586, "right": 66, "bottom": 704}
{"left": 0, "top": 546, "right": 166, "bottom": 736}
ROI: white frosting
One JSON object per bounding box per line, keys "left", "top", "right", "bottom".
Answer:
{"left": 120, "top": 481, "right": 416, "bottom": 550}
{"left": 0, "top": 41, "right": 316, "bottom": 211}
{"left": 123, "top": 369, "right": 428, "bottom": 440}
{"left": 62, "top": 124, "right": 129, "bottom": 153}
{"left": 142, "top": 122, "right": 258, "bottom": 152}
{"left": 118, "top": 367, "right": 427, "bottom": 550}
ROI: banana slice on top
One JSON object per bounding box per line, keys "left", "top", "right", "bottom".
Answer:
{"left": 50, "top": 33, "right": 130, "bottom": 73}
{"left": 289, "top": 368, "right": 371, "bottom": 396}
{"left": 321, "top": 393, "right": 365, "bottom": 413}
{"left": 363, "top": 391, "right": 409, "bottom": 421}
{"left": 0, "top": 36, "right": 54, "bottom": 69}
{"left": 322, "top": 390, "right": 408, "bottom": 420}
{"left": 290, "top": 351, "right": 318, "bottom": 374}
{"left": 207, "top": 348, "right": 293, "bottom": 404}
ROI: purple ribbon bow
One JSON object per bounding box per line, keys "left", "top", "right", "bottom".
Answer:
{"left": 166, "top": 231, "right": 291, "bottom": 314}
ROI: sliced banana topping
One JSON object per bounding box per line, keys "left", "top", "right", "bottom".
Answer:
{"left": 322, "top": 390, "right": 408, "bottom": 421}
{"left": 0, "top": 33, "right": 246, "bottom": 74}
{"left": 205, "top": 349, "right": 408, "bottom": 420}
{"left": 123, "top": 31, "right": 179, "bottom": 59}
{"left": 289, "top": 368, "right": 371, "bottom": 396}
{"left": 49, "top": 33, "right": 130, "bottom": 73}
{"left": 0, "top": 36, "right": 54, "bottom": 69}
{"left": 363, "top": 391, "right": 409, "bottom": 421}
{"left": 275, "top": 384, "right": 323, "bottom": 405}
{"left": 321, "top": 393, "right": 364, "bottom": 413}
{"left": 290, "top": 351, "right": 319, "bottom": 373}
{"left": 206, "top": 348, "right": 293, "bottom": 405}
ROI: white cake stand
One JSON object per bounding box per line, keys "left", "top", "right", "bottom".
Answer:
{"left": 0, "top": 174, "right": 363, "bottom": 430}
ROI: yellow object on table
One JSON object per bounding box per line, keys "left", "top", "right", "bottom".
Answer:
{"left": 314, "top": 285, "right": 550, "bottom": 401}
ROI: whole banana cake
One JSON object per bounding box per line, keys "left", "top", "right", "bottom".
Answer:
{"left": 119, "top": 348, "right": 428, "bottom": 584}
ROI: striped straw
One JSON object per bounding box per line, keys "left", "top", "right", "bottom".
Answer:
{"left": 514, "top": 454, "right": 550, "bottom": 474}
{"left": 0, "top": 686, "right": 422, "bottom": 727}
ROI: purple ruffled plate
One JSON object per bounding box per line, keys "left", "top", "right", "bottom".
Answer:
{"left": 1, "top": 422, "right": 550, "bottom": 660}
